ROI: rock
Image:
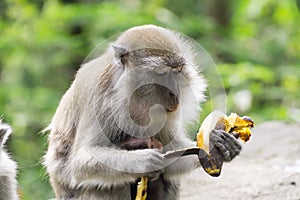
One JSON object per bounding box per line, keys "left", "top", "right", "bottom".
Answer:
{"left": 180, "top": 121, "right": 300, "bottom": 200}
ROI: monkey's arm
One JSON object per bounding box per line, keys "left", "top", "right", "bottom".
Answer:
{"left": 164, "top": 154, "right": 200, "bottom": 179}
{"left": 69, "top": 146, "right": 164, "bottom": 187}
{"left": 162, "top": 136, "right": 200, "bottom": 179}
{"left": 163, "top": 129, "right": 242, "bottom": 178}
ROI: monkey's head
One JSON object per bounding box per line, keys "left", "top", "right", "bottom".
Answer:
{"left": 113, "top": 46, "right": 184, "bottom": 123}
{"left": 109, "top": 25, "right": 206, "bottom": 136}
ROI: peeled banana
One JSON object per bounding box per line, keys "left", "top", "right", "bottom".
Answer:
{"left": 196, "top": 111, "right": 254, "bottom": 176}
{"left": 197, "top": 111, "right": 254, "bottom": 152}
{"left": 136, "top": 111, "right": 254, "bottom": 199}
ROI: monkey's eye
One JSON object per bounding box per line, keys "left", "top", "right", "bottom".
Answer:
{"left": 173, "top": 65, "right": 183, "bottom": 73}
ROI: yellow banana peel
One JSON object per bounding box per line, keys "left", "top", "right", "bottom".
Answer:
{"left": 196, "top": 111, "right": 254, "bottom": 176}
{"left": 135, "top": 177, "right": 148, "bottom": 200}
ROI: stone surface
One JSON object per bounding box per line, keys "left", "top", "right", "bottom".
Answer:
{"left": 180, "top": 121, "right": 300, "bottom": 200}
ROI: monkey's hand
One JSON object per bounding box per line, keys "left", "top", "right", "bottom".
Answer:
{"left": 196, "top": 111, "right": 253, "bottom": 176}
{"left": 133, "top": 149, "right": 165, "bottom": 179}
{"left": 195, "top": 129, "right": 241, "bottom": 177}
{"left": 210, "top": 129, "right": 242, "bottom": 162}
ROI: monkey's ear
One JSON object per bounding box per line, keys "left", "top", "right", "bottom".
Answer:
{"left": 112, "top": 44, "right": 128, "bottom": 66}
{"left": 0, "top": 122, "right": 12, "bottom": 145}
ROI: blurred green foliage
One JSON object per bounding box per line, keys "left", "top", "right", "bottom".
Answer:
{"left": 0, "top": 0, "right": 299, "bottom": 199}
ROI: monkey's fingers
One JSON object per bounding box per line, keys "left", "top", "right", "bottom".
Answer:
{"left": 143, "top": 170, "right": 162, "bottom": 180}
{"left": 212, "top": 130, "right": 242, "bottom": 161}
{"left": 197, "top": 111, "right": 255, "bottom": 154}
{"left": 195, "top": 111, "right": 254, "bottom": 176}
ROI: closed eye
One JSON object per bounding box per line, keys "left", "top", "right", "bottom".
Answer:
{"left": 173, "top": 65, "right": 183, "bottom": 73}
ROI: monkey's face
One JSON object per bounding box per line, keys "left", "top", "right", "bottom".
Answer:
{"left": 128, "top": 83, "right": 179, "bottom": 126}
{"left": 115, "top": 47, "right": 186, "bottom": 126}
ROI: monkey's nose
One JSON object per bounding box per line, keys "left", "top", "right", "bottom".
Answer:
{"left": 169, "top": 91, "right": 179, "bottom": 103}
{"left": 166, "top": 91, "right": 179, "bottom": 112}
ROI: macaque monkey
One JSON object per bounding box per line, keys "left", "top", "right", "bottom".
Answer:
{"left": 0, "top": 121, "right": 18, "bottom": 200}
{"left": 44, "top": 25, "right": 241, "bottom": 199}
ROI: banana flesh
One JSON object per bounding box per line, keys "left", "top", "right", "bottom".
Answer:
{"left": 220, "top": 113, "right": 254, "bottom": 142}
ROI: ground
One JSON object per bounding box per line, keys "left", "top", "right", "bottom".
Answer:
{"left": 180, "top": 121, "right": 300, "bottom": 200}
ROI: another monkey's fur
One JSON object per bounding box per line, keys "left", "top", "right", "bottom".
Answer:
{"left": 0, "top": 121, "right": 18, "bottom": 200}
{"left": 44, "top": 25, "right": 213, "bottom": 199}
